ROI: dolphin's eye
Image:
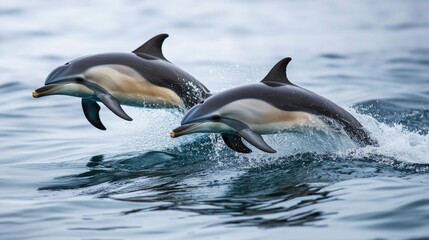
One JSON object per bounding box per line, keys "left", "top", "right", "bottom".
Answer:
{"left": 211, "top": 115, "right": 221, "bottom": 122}
{"left": 199, "top": 100, "right": 204, "bottom": 104}
{"left": 65, "top": 62, "right": 70, "bottom": 65}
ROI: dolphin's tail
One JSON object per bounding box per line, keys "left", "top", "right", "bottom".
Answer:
{"left": 342, "top": 123, "right": 378, "bottom": 147}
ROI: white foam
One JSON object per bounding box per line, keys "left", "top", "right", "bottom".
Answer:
{"left": 344, "top": 109, "right": 429, "bottom": 164}
{"left": 114, "top": 105, "right": 429, "bottom": 165}
{"left": 217, "top": 108, "right": 429, "bottom": 165}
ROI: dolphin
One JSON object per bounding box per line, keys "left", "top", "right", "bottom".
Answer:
{"left": 170, "top": 58, "right": 376, "bottom": 153}
{"left": 33, "top": 34, "right": 211, "bottom": 130}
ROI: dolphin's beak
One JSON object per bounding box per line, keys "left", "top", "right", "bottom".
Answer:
{"left": 32, "top": 84, "right": 64, "bottom": 98}
{"left": 170, "top": 122, "right": 204, "bottom": 138}
{"left": 33, "top": 74, "right": 86, "bottom": 98}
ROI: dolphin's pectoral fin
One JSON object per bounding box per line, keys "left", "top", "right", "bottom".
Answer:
{"left": 81, "top": 99, "right": 106, "bottom": 130}
{"left": 81, "top": 79, "right": 132, "bottom": 121}
{"left": 237, "top": 129, "right": 277, "bottom": 153}
{"left": 96, "top": 93, "right": 133, "bottom": 121}
{"left": 221, "top": 133, "right": 252, "bottom": 153}
{"left": 220, "top": 118, "right": 275, "bottom": 153}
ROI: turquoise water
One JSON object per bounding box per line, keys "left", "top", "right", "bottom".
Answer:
{"left": 1, "top": 0, "right": 429, "bottom": 239}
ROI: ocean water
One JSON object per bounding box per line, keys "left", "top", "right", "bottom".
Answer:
{"left": 1, "top": 0, "right": 429, "bottom": 239}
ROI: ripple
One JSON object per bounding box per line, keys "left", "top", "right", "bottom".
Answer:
{"left": 1, "top": 0, "right": 429, "bottom": 239}
{"left": 410, "top": 48, "right": 429, "bottom": 56}
{"left": 0, "top": 8, "right": 23, "bottom": 15}
{"left": 335, "top": 176, "right": 429, "bottom": 232}
{"left": 318, "top": 53, "right": 348, "bottom": 60}
{"left": 355, "top": 98, "right": 429, "bottom": 134}
{"left": 0, "top": 30, "right": 55, "bottom": 41}
{"left": 0, "top": 82, "right": 23, "bottom": 93}
{"left": 37, "top": 146, "right": 428, "bottom": 230}
{"left": 387, "top": 57, "right": 429, "bottom": 66}
{"left": 69, "top": 226, "right": 141, "bottom": 231}
{"left": 387, "top": 22, "right": 429, "bottom": 31}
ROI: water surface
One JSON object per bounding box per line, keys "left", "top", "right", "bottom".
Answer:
{"left": 1, "top": 0, "right": 429, "bottom": 239}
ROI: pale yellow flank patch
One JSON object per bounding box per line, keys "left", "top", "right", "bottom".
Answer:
{"left": 84, "top": 64, "right": 185, "bottom": 108}
{"left": 218, "top": 99, "right": 327, "bottom": 134}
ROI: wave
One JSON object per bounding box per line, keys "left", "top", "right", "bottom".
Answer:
{"left": 116, "top": 101, "right": 429, "bottom": 167}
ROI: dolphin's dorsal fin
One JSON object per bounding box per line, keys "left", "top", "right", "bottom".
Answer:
{"left": 132, "top": 33, "right": 169, "bottom": 61}
{"left": 261, "top": 57, "right": 293, "bottom": 85}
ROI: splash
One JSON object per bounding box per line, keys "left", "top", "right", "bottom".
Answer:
{"left": 345, "top": 109, "right": 429, "bottom": 164}
{"left": 226, "top": 109, "right": 429, "bottom": 165}
{"left": 116, "top": 104, "right": 428, "bottom": 166}
{"left": 117, "top": 107, "right": 184, "bottom": 152}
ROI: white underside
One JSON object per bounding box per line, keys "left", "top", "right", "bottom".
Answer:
{"left": 189, "top": 99, "right": 329, "bottom": 135}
